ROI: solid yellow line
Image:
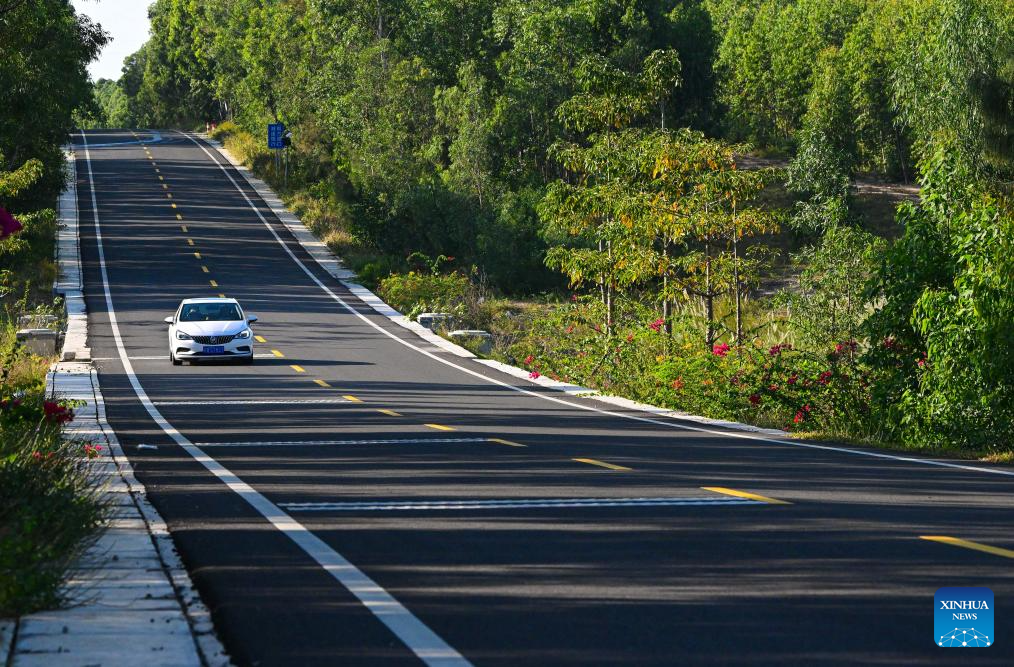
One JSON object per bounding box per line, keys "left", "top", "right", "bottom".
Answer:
{"left": 209, "top": 280, "right": 218, "bottom": 287}
{"left": 343, "top": 395, "right": 363, "bottom": 403}
{"left": 314, "top": 379, "right": 332, "bottom": 388}
{"left": 290, "top": 365, "right": 305, "bottom": 373}
{"left": 921, "top": 536, "right": 1014, "bottom": 559}
{"left": 377, "top": 409, "right": 401, "bottom": 417}
{"left": 702, "top": 487, "right": 791, "bottom": 505}
{"left": 186, "top": 238, "right": 194, "bottom": 246}
{"left": 488, "top": 438, "right": 527, "bottom": 448}
{"left": 201, "top": 266, "right": 209, "bottom": 273}
{"left": 271, "top": 349, "right": 284, "bottom": 358}
{"left": 254, "top": 335, "right": 266, "bottom": 343}
{"left": 573, "top": 457, "right": 631, "bottom": 471}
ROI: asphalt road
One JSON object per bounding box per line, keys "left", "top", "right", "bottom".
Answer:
{"left": 74, "top": 129, "right": 1014, "bottom": 666}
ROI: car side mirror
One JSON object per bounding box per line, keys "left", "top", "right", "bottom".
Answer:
{"left": 246, "top": 315, "right": 259, "bottom": 323}
{"left": 163, "top": 316, "right": 174, "bottom": 325}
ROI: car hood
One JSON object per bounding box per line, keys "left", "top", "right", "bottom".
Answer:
{"left": 177, "top": 321, "right": 247, "bottom": 337}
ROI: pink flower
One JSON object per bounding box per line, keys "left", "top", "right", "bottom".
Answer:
{"left": 787, "top": 374, "right": 798, "bottom": 385}
{"left": 749, "top": 394, "right": 761, "bottom": 406}
{"left": 571, "top": 294, "right": 579, "bottom": 302}
{"left": 649, "top": 318, "right": 665, "bottom": 332}
{"left": 818, "top": 371, "right": 833, "bottom": 385}
{"left": 712, "top": 343, "right": 730, "bottom": 357}
{"left": 769, "top": 343, "right": 791, "bottom": 356}
{"left": 524, "top": 355, "right": 534, "bottom": 366}
{"left": 0, "top": 206, "right": 24, "bottom": 240}
{"left": 529, "top": 371, "right": 541, "bottom": 379}
{"left": 917, "top": 357, "right": 927, "bottom": 368}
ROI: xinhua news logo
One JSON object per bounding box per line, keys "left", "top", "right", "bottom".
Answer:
{"left": 935, "top": 587, "right": 994, "bottom": 647}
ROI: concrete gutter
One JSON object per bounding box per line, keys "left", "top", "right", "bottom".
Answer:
{"left": 199, "top": 133, "right": 788, "bottom": 439}
{"left": 55, "top": 148, "right": 90, "bottom": 362}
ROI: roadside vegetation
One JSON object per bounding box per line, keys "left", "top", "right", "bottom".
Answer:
{"left": 1, "top": 0, "right": 110, "bottom": 616}
{"left": 94, "top": 0, "right": 1014, "bottom": 457}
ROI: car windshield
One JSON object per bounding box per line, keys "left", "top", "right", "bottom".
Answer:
{"left": 179, "top": 303, "right": 243, "bottom": 322}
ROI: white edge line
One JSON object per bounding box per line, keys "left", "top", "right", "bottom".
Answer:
{"left": 188, "top": 131, "right": 1014, "bottom": 480}
{"left": 82, "top": 132, "right": 470, "bottom": 667}
{"left": 194, "top": 438, "right": 489, "bottom": 447}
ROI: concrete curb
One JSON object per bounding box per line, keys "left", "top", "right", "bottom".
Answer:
{"left": 198, "top": 133, "right": 789, "bottom": 439}
{"left": 55, "top": 148, "right": 90, "bottom": 362}
{"left": 0, "top": 619, "right": 15, "bottom": 666}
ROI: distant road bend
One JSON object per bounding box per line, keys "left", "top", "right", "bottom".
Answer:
{"left": 75, "top": 129, "right": 1014, "bottom": 666}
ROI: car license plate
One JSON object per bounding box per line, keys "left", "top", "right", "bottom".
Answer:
{"left": 204, "top": 345, "right": 225, "bottom": 354}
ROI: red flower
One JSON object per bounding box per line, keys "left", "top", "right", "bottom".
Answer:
{"left": 524, "top": 355, "right": 534, "bottom": 366}
{"left": 671, "top": 377, "right": 684, "bottom": 390}
{"left": 917, "top": 357, "right": 927, "bottom": 368}
{"left": 32, "top": 451, "right": 42, "bottom": 461}
{"left": 626, "top": 333, "right": 634, "bottom": 343}
{"left": 43, "top": 401, "right": 73, "bottom": 423}
{"left": 793, "top": 411, "right": 805, "bottom": 424}
{"left": 529, "top": 371, "right": 541, "bottom": 379}
{"left": 749, "top": 394, "right": 761, "bottom": 406}
{"left": 713, "top": 343, "right": 730, "bottom": 357}
{"left": 768, "top": 384, "right": 779, "bottom": 392}
{"left": 565, "top": 325, "right": 575, "bottom": 335}
{"left": 787, "top": 374, "right": 798, "bottom": 385}
{"left": 818, "top": 371, "right": 833, "bottom": 385}
{"left": 571, "top": 294, "right": 579, "bottom": 302}
{"left": 769, "top": 343, "right": 792, "bottom": 356}
{"left": 803, "top": 404, "right": 811, "bottom": 413}
{"left": 649, "top": 318, "right": 665, "bottom": 332}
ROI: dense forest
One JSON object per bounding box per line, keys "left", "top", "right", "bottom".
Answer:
{"left": 90, "top": 0, "right": 1014, "bottom": 453}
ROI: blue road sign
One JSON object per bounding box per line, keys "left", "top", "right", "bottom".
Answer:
{"left": 268, "top": 122, "right": 285, "bottom": 149}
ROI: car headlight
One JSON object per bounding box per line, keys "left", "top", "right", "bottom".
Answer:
{"left": 235, "top": 329, "right": 252, "bottom": 339}
{"left": 175, "top": 330, "right": 192, "bottom": 340}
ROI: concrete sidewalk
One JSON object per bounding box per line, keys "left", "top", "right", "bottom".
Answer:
{"left": 0, "top": 364, "right": 229, "bottom": 666}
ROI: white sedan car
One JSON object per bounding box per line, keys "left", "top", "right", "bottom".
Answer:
{"left": 165, "top": 298, "right": 258, "bottom": 365}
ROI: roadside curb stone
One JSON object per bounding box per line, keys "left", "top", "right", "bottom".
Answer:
{"left": 198, "top": 132, "right": 789, "bottom": 440}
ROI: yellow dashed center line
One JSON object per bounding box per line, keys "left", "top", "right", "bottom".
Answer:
{"left": 290, "top": 365, "right": 305, "bottom": 373}
{"left": 166, "top": 192, "right": 172, "bottom": 199}
{"left": 193, "top": 252, "right": 201, "bottom": 259}
{"left": 573, "top": 457, "right": 631, "bottom": 471}
{"left": 254, "top": 335, "right": 267, "bottom": 343}
{"left": 209, "top": 280, "right": 218, "bottom": 287}
{"left": 201, "top": 266, "right": 209, "bottom": 273}
{"left": 702, "top": 487, "right": 791, "bottom": 505}
{"left": 187, "top": 238, "right": 194, "bottom": 246}
{"left": 162, "top": 184, "right": 169, "bottom": 190}
{"left": 343, "top": 395, "right": 363, "bottom": 403}
{"left": 155, "top": 168, "right": 160, "bottom": 174}
{"left": 488, "top": 438, "right": 527, "bottom": 448}
{"left": 171, "top": 203, "right": 177, "bottom": 209}
{"left": 376, "top": 409, "right": 401, "bottom": 417}
{"left": 921, "top": 536, "right": 1014, "bottom": 559}
{"left": 176, "top": 213, "right": 183, "bottom": 221}
{"left": 313, "top": 379, "right": 332, "bottom": 388}
{"left": 424, "top": 423, "right": 455, "bottom": 432}
{"left": 181, "top": 225, "right": 188, "bottom": 232}
{"left": 158, "top": 175, "right": 164, "bottom": 181}
{"left": 270, "top": 349, "right": 284, "bottom": 358}
{"left": 218, "top": 293, "right": 226, "bottom": 298}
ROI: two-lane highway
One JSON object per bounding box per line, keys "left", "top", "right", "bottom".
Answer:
{"left": 75, "top": 130, "right": 1014, "bottom": 665}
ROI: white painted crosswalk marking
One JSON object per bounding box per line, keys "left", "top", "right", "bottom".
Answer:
{"left": 195, "top": 437, "right": 490, "bottom": 447}
{"left": 280, "top": 497, "right": 761, "bottom": 512}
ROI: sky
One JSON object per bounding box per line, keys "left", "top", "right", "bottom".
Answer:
{"left": 72, "top": 0, "right": 152, "bottom": 82}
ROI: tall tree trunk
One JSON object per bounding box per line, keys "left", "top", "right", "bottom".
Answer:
{"left": 705, "top": 239, "right": 714, "bottom": 349}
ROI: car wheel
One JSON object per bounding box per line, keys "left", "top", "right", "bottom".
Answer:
{"left": 171, "top": 352, "right": 182, "bottom": 366}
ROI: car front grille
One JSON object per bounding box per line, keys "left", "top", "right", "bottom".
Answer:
{"left": 194, "top": 335, "right": 235, "bottom": 345}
